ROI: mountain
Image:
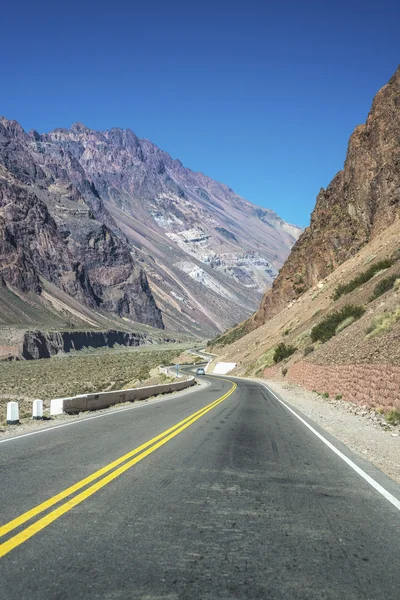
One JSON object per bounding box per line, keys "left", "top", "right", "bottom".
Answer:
{"left": 209, "top": 67, "right": 400, "bottom": 417}
{"left": 0, "top": 117, "right": 301, "bottom": 336}
{"left": 247, "top": 65, "right": 400, "bottom": 333}
{"left": 0, "top": 120, "right": 163, "bottom": 330}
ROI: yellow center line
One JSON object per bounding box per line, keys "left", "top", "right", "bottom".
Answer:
{"left": 0, "top": 381, "right": 234, "bottom": 539}
{"left": 0, "top": 381, "right": 236, "bottom": 559}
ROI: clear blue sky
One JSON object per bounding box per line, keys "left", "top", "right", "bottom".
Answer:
{"left": 2, "top": 0, "right": 399, "bottom": 227}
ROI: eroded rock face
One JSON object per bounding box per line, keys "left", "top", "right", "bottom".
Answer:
{"left": 20, "top": 329, "right": 176, "bottom": 359}
{"left": 0, "top": 122, "right": 163, "bottom": 329}
{"left": 38, "top": 121, "right": 301, "bottom": 333}
{"left": 252, "top": 66, "right": 400, "bottom": 330}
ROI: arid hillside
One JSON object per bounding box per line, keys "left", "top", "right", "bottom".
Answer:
{"left": 242, "top": 66, "right": 400, "bottom": 335}
{"left": 211, "top": 67, "right": 400, "bottom": 414}
{"left": 212, "top": 219, "right": 400, "bottom": 410}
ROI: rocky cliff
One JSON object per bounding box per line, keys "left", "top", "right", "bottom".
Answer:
{"left": 0, "top": 120, "right": 163, "bottom": 329}
{"left": 252, "top": 66, "right": 400, "bottom": 330}
{"left": 20, "top": 329, "right": 175, "bottom": 360}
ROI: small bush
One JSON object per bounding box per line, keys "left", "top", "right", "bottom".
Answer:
{"left": 244, "top": 361, "right": 256, "bottom": 375}
{"left": 281, "top": 367, "right": 288, "bottom": 376}
{"left": 311, "top": 305, "right": 365, "bottom": 343}
{"left": 322, "top": 392, "right": 329, "bottom": 398}
{"left": 365, "top": 307, "right": 400, "bottom": 338}
{"left": 295, "top": 329, "right": 312, "bottom": 344}
{"left": 255, "top": 347, "right": 276, "bottom": 370}
{"left": 284, "top": 329, "right": 291, "bottom": 336}
{"left": 369, "top": 275, "right": 397, "bottom": 301}
{"left": 391, "top": 248, "right": 400, "bottom": 262}
{"left": 335, "top": 316, "right": 356, "bottom": 334}
{"left": 294, "top": 273, "right": 304, "bottom": 283}
{"left": 273, "top": 343, "right": 296, "bottom": 363}
{"left": 332, "top": 259, "right": 394, "bottom": 300}
{"left": 386, "top": 408, "right": 400, "bottom": 425}
{"left": 335, "top": 394, "right": 343, "bottom": 400}
{"left": 303, "top": 345, "right": 314, "bottom": 356}
{"left": 137, "top": 367, "right": 150, "bottom": 381}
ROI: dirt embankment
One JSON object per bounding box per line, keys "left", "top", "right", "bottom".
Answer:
{"left": 213, "top": 219, "right": 400, "bottom": 410}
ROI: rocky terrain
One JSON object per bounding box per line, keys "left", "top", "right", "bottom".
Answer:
{"left": 246, "top": 66, "right": 400, "bottom": 333}
{"left": 0, "top": 125, "right": 163, "bottom": 331}
{"left": 212, "top": 66, "right": 400, "bottom": 417}
{"left": 20, "top": 329, "right": 178, "bottom": 360}
{"left": 0, "top": 117, "right": 300, "bottom": 339}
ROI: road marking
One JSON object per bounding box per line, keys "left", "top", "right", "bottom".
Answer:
{"left": 0, "top": 381, "right": 229, "bottom": 537}
{"left": 0, "top": 381, "right": 236, "bottom": 558}
{"left": 0, "top": 381, "right": 210, "bottom": 445}
{"left": 262, "top": 383, "right": 400, "bottom": 512}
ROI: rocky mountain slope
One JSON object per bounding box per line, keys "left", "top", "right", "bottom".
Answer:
{"left": 211, "top": 66, "right": 400, "bottom": 414}
{"left": 0, "top": 117, "right": 301, "bottom": 336}
{"left": 0, "top": 122, "right": 163, "bottom": 330}
{"left": 246, "top": 66, "right": 400, "bottom": 332}
{"left": 214, "top": 218, "right": 400, "bottom": 406}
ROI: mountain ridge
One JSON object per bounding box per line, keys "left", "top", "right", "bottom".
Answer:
{"left": 0, "top": 116, "right": 301, "bottom": 336}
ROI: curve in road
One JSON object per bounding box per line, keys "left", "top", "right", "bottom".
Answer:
{"left": 1, "top": 370, "right": 400, "bottom": 599}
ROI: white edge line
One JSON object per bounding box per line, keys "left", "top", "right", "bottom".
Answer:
{"left": 0, "top": 380, "right": 210, "bottom": 445}
{"left": 261, "top": 382, "right": 400, "bottom": 512}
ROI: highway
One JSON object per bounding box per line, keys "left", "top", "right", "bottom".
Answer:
{"left": 1, "top": 370, "right": 400, "bottom": 599}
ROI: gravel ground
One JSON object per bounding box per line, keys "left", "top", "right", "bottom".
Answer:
{"left": 260, "top": 378, "right": 400, "bottom": 484}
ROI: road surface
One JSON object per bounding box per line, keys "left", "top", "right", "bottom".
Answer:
{"left": 1, "top": 371, "right": 400, "bottom": 599}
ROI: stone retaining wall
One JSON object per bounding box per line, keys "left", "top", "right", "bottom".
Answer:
{"left": 263, "top": 361, "right": 400, "bottom": 409}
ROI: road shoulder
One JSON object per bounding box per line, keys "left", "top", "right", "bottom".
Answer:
{"left": 259, "top": 378, "right": 400, "bottom": 484}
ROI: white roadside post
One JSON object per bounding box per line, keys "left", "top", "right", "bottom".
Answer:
{"left": 6, "top": 402, "right": 19, "bottom": 425}
{"left": 32, "top": 399, "right": 43, "bottom": 420}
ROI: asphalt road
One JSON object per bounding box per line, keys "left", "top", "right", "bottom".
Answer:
{"left": 1, "top": 371, "right": 400, "bottom": 599}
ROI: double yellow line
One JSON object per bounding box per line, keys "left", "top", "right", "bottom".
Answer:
{"left": 0, "top": 381, "right": 236, "bottom": 559}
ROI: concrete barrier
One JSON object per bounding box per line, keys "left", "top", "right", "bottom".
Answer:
{"left": 213, "top": 362, "right": 237, "bottom": 375}
{"left": 50, "top": 377, "right": 196, "bottom": 416}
